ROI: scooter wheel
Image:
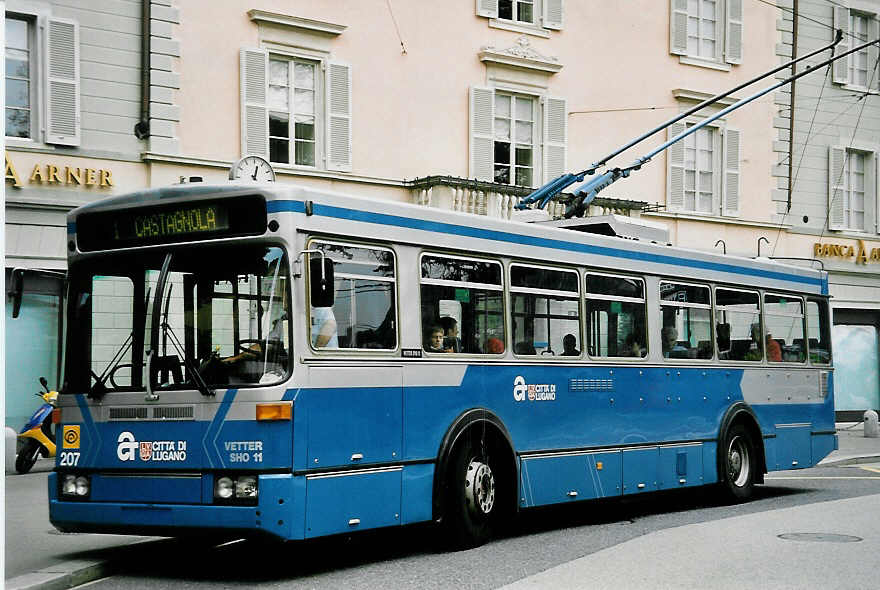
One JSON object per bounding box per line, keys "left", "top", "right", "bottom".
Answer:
{"left": 15, "top": 439, "right": 41, "bottom": 474}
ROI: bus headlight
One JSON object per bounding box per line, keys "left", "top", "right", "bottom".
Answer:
{"left": 62, "top": 474, "right": 77, "bottom": 495}
{"left": 61, "top": 474, "right": 90, "bottom": 497}
{"left": 214, "top": 476, "right": 234, "bottom": 499}
{"left": 75, "top": 476, "right": 90, "bottom": 496}
{"left": 235, "top": 476, "right": 258, "bottom": 499}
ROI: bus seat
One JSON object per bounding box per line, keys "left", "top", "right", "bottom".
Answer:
{"left": 729, "top": 340, "right": 752, "bottom": 360}
{"left": 514, "top": 342, "right": 536, "bottom": 355}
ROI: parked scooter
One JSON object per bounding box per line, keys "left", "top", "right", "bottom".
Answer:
{"left": 15, "top": 377, "right": 57, "bottom": 474}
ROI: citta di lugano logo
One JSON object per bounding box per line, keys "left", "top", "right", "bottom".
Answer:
{"left": 513, "top": 375, "right": 556, "bottom": 402}
{"left": 117, "top": 431, "right": 187, "bottom": 462}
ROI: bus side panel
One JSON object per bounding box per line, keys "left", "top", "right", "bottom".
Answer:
{"left": 401, "top": 463, "right": 434, "bottom": 525}
{"left": 519, "top": 451, "right": 622, "bottom": 507}
{"left": 305, "top": 469, "right": 402, "bottom": 538}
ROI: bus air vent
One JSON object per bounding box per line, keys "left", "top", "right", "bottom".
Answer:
{"left": 109, "top": 407, "right": 148, "bottom": 420}
{"left": 152, "top": 406, "right": 195, "bottom": 420}
{"left": 570, "top": 378, "right": 614, "bottom": 392}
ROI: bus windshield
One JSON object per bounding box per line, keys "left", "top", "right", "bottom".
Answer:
{"left": 64, "top": 244, "right": 291, "bottom": 396}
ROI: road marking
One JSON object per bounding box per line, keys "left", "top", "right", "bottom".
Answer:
{"left": 766, "top": 476, "right": 880, "bottom": 480}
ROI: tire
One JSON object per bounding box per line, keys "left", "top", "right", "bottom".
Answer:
{"left": 719, "top": 423, "right": 756, "bottom": 502}
{"left": 15, "top": 439, "right": 41, "bottom": 474}
{"left": 443, "top": 434, "right": 508, "bottom": 549}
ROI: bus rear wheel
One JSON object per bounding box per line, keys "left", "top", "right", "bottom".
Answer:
{"left": 719, "top": 423, "right": 755, "bottom": 502}
{"left": 444, "top": 436, "right": 504, "bottom": 549}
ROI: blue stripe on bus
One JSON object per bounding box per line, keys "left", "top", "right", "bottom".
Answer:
{"left": 202, "top": 389, "right": 238, "bottom": 468}
{"left": 267, "top": 200, "right": 823, "bottom": 288}
{"left": 74, "top": 394, "right": 101, "bottom": 465}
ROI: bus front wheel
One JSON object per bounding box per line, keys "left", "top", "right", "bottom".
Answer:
{"left": 444, "top": 435, "right": 504, "bottom": 548}
{"left": 720, "top": 423, "right": 755, "bottom": 502}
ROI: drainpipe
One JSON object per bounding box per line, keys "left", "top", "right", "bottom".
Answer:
{"left": 134, "top": 0, "right": 151, "bottom": 139}
{"left": 786, "top": 0, "right": 799, "bottom": 212}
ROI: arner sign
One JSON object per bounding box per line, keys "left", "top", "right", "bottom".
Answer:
{"left": 5, "top": 152, "right": 113, "bottom": 189}
{"left": 814, "top": 240, "right": 880, "bottom": 264}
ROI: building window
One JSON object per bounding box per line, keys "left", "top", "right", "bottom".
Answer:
{"left": 6, "top": 16, "right": 32, "bottom": 139}
{"left": 844, "top": 151, "right": 866, "bottom": 231}
{"left": 670, "top": 0, "right": 741, "bottom": 66}
{"left": 499, "top": 0, "right": 534, "bottom": 24}
{"left": 828, "top": 147, "right": 877, "bottom": 233}
{"left": 850, "top": 14, "right": 870, "bottom": 88}
{"left": 494, "top": 93, "right": 534, "bottom": 186}
{"left": 687, "top": 0, "right": 719, "bottom": 60}
{"left": 667, "top": 119, "right": 740, "bottom": 217}
{"left": 477, "top": 0, "right": 563, "bottom": 31}
{"left": 240, "top": 48, "right": 351, "bottom": 172}
{"left": 269, "top": 57, "right": 317, "bottom": 167}
{"left": 684, "top": 125, "right": 716, "bottom": 213}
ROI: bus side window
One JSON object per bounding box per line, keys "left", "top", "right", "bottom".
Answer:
{"left": 806, "top": 298, "right": 832, "bottom": 365}
{"left": 420, "top": 254, "right": 504, "bottom": 354}
{"left": 659, "top": 282, "right": 712, "bottom": 360}
{"left": 308, "top": 241, "right": 397, "bottom": 351}
{"left": 716, "top": 288, "right": 761, "bottom": 361}
{"left": 510, "top": 264, "right": 579, "bottom": 357}
{"left": 585, "top": 273, "right": 646, "bottom": 358}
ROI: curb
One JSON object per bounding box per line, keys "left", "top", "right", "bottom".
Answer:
{"left": 818, "top": 454, "right": 880, "bottom": 467}
{"left": 5, "top": 539, "right": 171, "bottom": 590}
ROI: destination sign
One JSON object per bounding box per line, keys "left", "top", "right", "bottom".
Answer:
{"left": 75, "top": 194, "right": 267, "bottom": 252}
{"left": 118, "top": 204, "right": 230, "bottom": 241}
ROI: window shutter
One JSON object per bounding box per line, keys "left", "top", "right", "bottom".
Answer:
{"left": 470, "top": 86, "right": 495, "bottom": 181}
{"left": 543, "top": 97, "right": 567, "bottom": 183}
{"left": 725, "top": 0, "right": 743, "bottom": 65}
{"left": 828, "top": 146, "right": 846, "bottom": 230}
{"left": 327, "top": 61, "right": 353, "bottom": 172}
{"left": 543, "top": 0, "right": 564, "bottom": 30}
{"left": 870, "top": 19, "right": 880, "bottom": 92}
{"left": 722, "top": 127, "right": 741, "bottom": 217}
{"left": 666, "top": 122, "right": 686, "bottom": 211}
{"left": 832, "top": 8, "right": 850, "bottom": 85}
{"left": 240, "top": 48, "right": 268, "bottom": 158}
{"left": 871, "top": 152, "right": 879, "bottom": 234}
{"left": 45, "top": 17, "right": 80, "bottom": 146}
{"left": 476, "top": 0, "right": 499, "bottom": 18}
{"left": 670, "top": 0, "right": 688, "bottom": 56}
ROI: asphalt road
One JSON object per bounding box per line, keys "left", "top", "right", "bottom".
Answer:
{"left": 30, "top": 462, "right": 880, "bottom": 590}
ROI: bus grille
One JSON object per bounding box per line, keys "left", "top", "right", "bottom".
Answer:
{"left": 107, "top": 406, "right": 195, "bottom": 421}
{"left": 108, "top": 407, "right": 148, "bottom": 420}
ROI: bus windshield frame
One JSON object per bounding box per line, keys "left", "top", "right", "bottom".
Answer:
{"left": 63, "top": 241, "right": 292, "bottom": 397}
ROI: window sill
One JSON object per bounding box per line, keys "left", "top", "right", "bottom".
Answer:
{"left": 645, "top": 210, "right": 791, "bottom": 230}
{"left": 840, "top": 83, "right": 880, "bottom": 96}
{"left": 6, "top": 138, "right": 54, "bottom": 152}
{"left": 827, "top": 227, "right": 879, "bottom": 238}
{"left": 677, "top": 56, "right": 732, "bottom": 72}
{"left": 488, "top": 19, "right": 550, "bottom": 38}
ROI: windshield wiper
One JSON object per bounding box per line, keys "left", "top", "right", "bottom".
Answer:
{"left": 87, "top": 287, "right": 151, "bottom": 399}
{"left": 146, "top": 253, "right": 213, "bottom": 400}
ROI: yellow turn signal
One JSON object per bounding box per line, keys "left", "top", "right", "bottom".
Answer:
{"left": 256, "top": 402, "right": 292, "bottom": 421}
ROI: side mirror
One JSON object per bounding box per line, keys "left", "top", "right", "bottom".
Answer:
{"left": 309, "top": 257, "right": 335, "bottom": 308}
{"left": 39, "top": 376, "right": 49, "bottom": 392}
{"left": 8, "top": 269, "right": 24, "bottom": 319}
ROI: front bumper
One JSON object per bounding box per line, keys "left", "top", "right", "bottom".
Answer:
{"left": 48, "top": 472, "right": 303, "bottom": 541}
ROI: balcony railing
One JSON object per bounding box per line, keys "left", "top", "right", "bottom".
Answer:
{"left": 408, "top": 176, "right": 647, "bottom": 220}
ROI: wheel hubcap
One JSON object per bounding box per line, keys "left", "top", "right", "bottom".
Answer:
{"left": 464, "top": 459, "right": 495, "bottom": 517}
{"left": 728, "top": 435, "right": 750, "bottom": 487}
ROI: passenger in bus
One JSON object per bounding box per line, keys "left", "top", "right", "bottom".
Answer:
{"left": 487, "top": 337, "right": 505, "bottom": 354}
{"left": 623, "top": 333, "right": 643, "bottom": 357}
{"left": 562, "top": 334, "right": 580, "bottom": 356}
{"left": 439, "top": 316, "right": 461, "bottom": 352}
{"left": 744, "top": 323, "right": 765, "bottom": 361}
{"left": 661, "top": 327, "right": 687, "bottom": 358}
{"left": 765, "top": 332, "right": 782, "bottom": 362}
{"left": 426, "top": 325, "right": 447, "bottom": 352}
{"left": 310, "top": 306, "right": 339, "bottom": 348}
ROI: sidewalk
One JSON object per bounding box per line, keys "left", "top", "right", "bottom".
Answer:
{"left": 5, "top": 422, "right": 880, "bottom": 590}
